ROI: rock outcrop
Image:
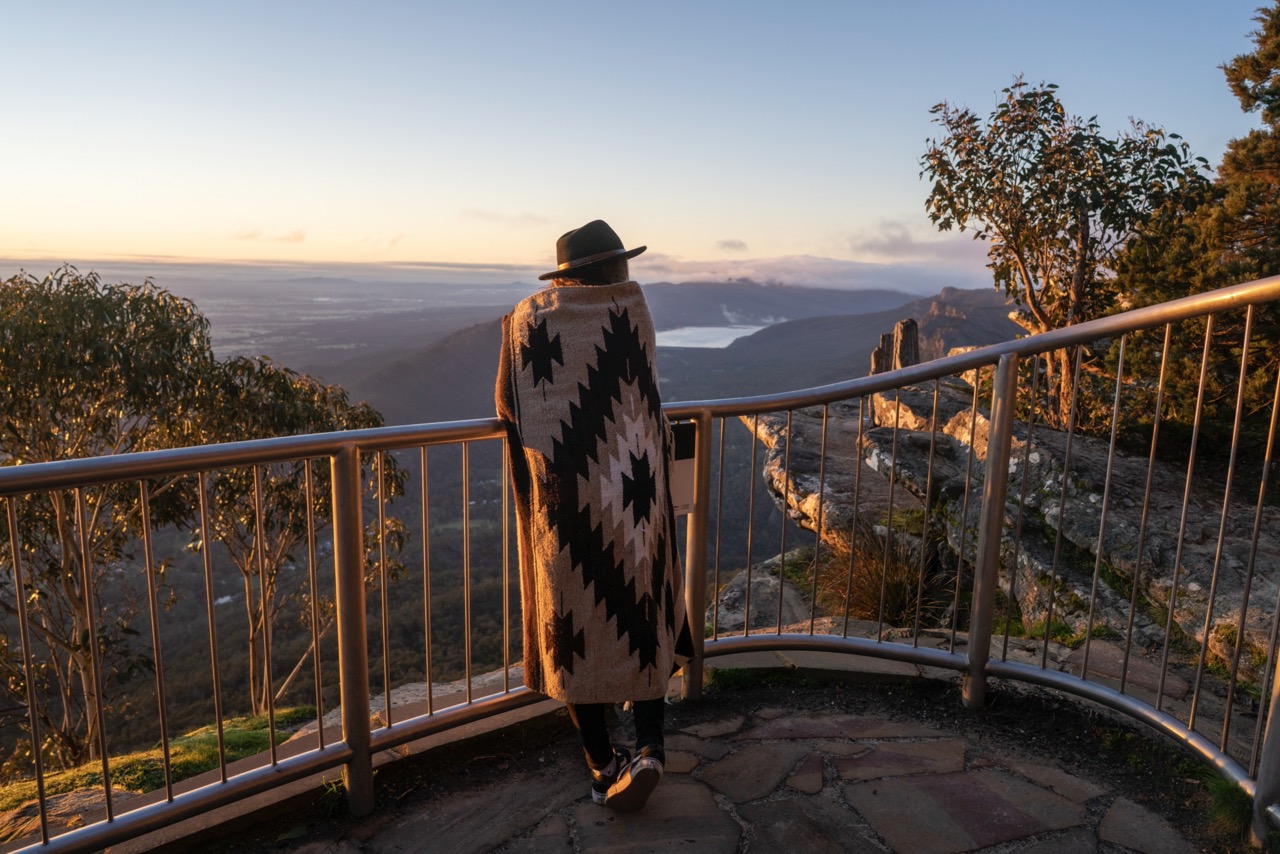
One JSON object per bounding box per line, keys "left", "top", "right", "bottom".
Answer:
{"left": 744, "top": 380, "right": 1280, "bottom": 685}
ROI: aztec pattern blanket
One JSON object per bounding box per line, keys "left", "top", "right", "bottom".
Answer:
{"left": 496, "top": 281, "right": 690, "bottom": 703}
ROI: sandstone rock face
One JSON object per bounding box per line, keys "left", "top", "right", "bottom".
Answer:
{"left": 744, "top": 383, "right": 1280, "bottom": 685}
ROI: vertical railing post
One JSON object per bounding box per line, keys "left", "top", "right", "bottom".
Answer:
{"left": 1253, "top": 653, "right": 1280, "bottom": 844}
{"left": 332, "top": 445, "right": 373, "bottom": 816}
{"left": 964, "top": 354, "right": 1018, "bottom": 709}
{"left": 683, "top": 411, "right": 713, "bottom": 700}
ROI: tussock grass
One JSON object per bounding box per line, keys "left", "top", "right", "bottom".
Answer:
{"left": 0, "top": 706, "right": 314, "bottom": 814}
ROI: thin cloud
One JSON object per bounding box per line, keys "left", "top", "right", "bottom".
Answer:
{"left": 717, "top": 239, "right": 748, "bottom": 253}
{"left": 233, "top": 228, "right": 308, "bottom": 244}
{"left": 634, "top": 253, "right": 987, "bottom": 293}
{"left": 845, "top": 221, "right": 986, "bottom": 266}
{"left": 460, "top": 210, "right": 548, "bottom": 227}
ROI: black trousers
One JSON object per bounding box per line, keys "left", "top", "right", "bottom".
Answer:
{"left": 565, "top": 699, "right": 665, "bottom": 770}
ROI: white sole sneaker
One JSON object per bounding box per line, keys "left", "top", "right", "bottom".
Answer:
{"left": 605, "top": 756, "right": 663, "bottom": 813}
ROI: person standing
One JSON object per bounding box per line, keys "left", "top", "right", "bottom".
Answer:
{"left": 495, "top": 220, "right": 690, "bottom": 812}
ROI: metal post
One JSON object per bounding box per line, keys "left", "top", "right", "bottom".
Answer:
{"left": 964, "top": 354, "right": 1018, "bottom": 709}
{"left": 1255, "top": 651, "right": 1280, "bottom": 844}
{"left": 332, "top": 445, "right": 374, "bottom": 816}
{"left": 683, "top": 411, "right": 713, "bottom": 700}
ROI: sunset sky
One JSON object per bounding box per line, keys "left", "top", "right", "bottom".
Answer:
{"left": 2, "top": 1, "right": 1268, "bottom": 287}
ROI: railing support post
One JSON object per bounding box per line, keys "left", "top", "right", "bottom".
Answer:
{"left": 683, "top": 411, "right": 713, "bottom": 701}
{"left": 1253, "top": 651, "right": 1280, "bottom": 844}
{"left": 332, "top": 445, "right": 374, "bottom": 816}
{"left": 964, "top": 354, "right": 1018, "bottom": 709}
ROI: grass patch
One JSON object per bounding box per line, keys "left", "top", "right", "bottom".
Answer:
{"left": 0, "top": 706, "right": 314, "bottom": 813}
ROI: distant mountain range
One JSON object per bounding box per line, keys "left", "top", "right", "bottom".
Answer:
{"left": 348, "top": 281, "right": 1021, "bottom": 427}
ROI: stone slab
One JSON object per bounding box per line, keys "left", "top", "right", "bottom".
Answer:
{"left": 738, "top": 796, "right": 881, "bottom": 852}
{"left": 680, "top": 715, "right": 744, "bottom": 738}
{"left": 844, "top": 769, "right": 1085, "bottom": 854}
{"left": 665, "top": 733, "right": 729, "bottom": 760}
{"left": 1016, "top": 827, "right": 1099, "bottom": 853}
{"left": 365, "top": 765, "right": 579, "bottom": 854}
{"left": 1001, "top": 760, "right": 1105, "bottom": 804}
{"left": 1099, "top": 796, "right": 1198, "bottom": 854}
{"left": 572, "top": 780, "right": 740, "bottom": 852}
{"left": 835, "top": 740, "right": 966, "bottom": 781}
{"left": 503, "top": 814, "right": 573, "bottom": 854}
{"left": 786, "top": 753, "right": 825, "bottom": 793}
{"left": 664, "top": 750, "right": 701, "bottom": 774}
{"left": 701, "top": 743, "right": 811, "bottom": 803}
{"left": 736, "top": 713, "right": 944, "bottom": 741}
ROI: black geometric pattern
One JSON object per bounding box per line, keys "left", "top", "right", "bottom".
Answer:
{"left": 520, "top": 317, "right": 563, "bottom": 387}
{"left": 547, "top": 607, "right": 586, "bottom": 675}
{"left": 500, "top": 283, "right": 689, "bottom": 701}
{"left": 544, "top": 304, "right": 674, "bottom": 671}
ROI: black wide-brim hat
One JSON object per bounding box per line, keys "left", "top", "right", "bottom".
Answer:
{"left": 537, "top": 219, "right": 646, "bottom": 280}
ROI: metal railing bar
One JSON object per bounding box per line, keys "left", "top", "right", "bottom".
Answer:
{"left": 196, "top": 473, "right": 228, "bottom": 780}
{"left": 1004, "top": 367, "right": 1040, "bottom": 662}
{"left": 139, "top": 484, "right": 174, "bottom": 802}
{"left": 683, "top": 409, "right": 714, "bottom": 700}
{"left": 1122, "top": 324, "right": 1173, "bottom": 694}
{"left": 463, "top": 441, "right": 473, "bottom": 703}
{"left": 743, "top": 415, "right": 759, "bottom": 640}
{"left": 420, "top": 447, "right": 434, "bottom": 716}
{"left": 1191, "top": 306, "right": 1255, "bottom": 732}
{"left": 1248, "top": 365, "right": 1280, "bottom": 775}
{"left": 1160, "top": 316, "right": 1216, "bottom": 712}
{"left": 303, "top": 461, "right": 325, "bottom": 750}
{"left": 878, "top": 390, "right": 903, "bottom": 642}
{"left": 364, "top": 688, "right": 545, "bottom": 758}
{"left": 252, "top": 467, "right": 279, "bottom": 764}
{"left": 914, "top": 380, "right": 942, "bottom": 648}
{"left": 983, "top": 657, "right": 1254, "bottom": 795}
{"left": 502, "top": 443, "right": 511, "bottom": 694}
{"left": 15, "top": 742, "right": 356, "bottom": 854}
{"left": 807, "top": 405, "right": 829, "bottom": 636}
{"left": 842, "top": 397, "right": 866, "bottom": 639}
{"left": 1040, "top": 348, "right": 1084, "bottom": 670}
{"left": 6, "top": 497, "right": 50, "bottom": 845}
{"left": 965, "top": 353, "right": 1019, "bottom": 708}
{"left": 779, "top": 409, "right": 792, "bottom": 635}
{"left": 1081, "top": 335, "right": 1129, "bottom": 681}
{"left": 332, "top": 444, "right": 373, "bottom": 816}
{"left": 711, "top": 417, "right": 727, "bottom": 640}
{"left": 74, "top": 487, "right": 114, "bottom": 821}
{"left": 1228, "top": 358, "right": 1279, "bottom": 753}
{"left": 377, "top": 451, "right": 392, "bottom": 728}
{"left": 705, "top": 631, "right": 968, "bottom": 673}
{"left": 949, "top": 382, "right": 980, "bottom": 653}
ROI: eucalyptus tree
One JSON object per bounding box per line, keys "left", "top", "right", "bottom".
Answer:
{"left": 191, "top": 356, "right": 407, "bottom": 716}
{"left": 1113, "top": 2, "right": 1280, "bottom": 432}
{"left": 921, "top": 79, "right": 1208, "bottom": 427}
{"left": 0, "top": 267, "right": 214, "bottom": 768}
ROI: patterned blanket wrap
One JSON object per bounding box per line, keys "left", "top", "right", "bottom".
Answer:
{"left": 496, "top": 281, "right": 690, "bottom": 703}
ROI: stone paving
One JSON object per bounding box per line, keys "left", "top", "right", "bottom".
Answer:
{"left": 276, "top": 694, "right": 1204, "bottom": 854}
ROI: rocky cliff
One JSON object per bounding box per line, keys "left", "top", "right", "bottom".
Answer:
{"left": 744, "top": 378, "right": 1280, "bottom": 686}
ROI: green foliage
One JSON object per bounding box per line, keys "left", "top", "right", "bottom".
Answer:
{"left": 921, "top": 77, "right": 1209, "bottom": 428}
{"left": 1114, "top": 5, "right": 1280, "bottom": 440}
{"left": 1202, "top": 770, "right": 1254, "bottom": 844}
{"left": 818, "top": 515, "right": 952, "bottom": 629}
{"left": 0, "top": 267, "right": 216, "bottom": 769}
{"left": 0, "top": 707, "right": 312, "bottom": 815}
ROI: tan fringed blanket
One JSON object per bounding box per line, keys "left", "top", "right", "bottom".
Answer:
{"left": 495, "top": 281, "right": 690, "bottom": 703}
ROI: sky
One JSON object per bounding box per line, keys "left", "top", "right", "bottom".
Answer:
{"left": 1, "top": 1, "right": 1270, "bottom": 290}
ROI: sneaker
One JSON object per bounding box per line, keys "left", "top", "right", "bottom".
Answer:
{"left": 590, "top": 746, "right": 632, "bottom": 805}
{"left": 603, "top": 745, "right": 664, "bottom": 813}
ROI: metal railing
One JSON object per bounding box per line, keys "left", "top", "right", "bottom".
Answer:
{"left": 3, "top": 274, "right": 1280, "bottom": 851}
